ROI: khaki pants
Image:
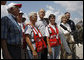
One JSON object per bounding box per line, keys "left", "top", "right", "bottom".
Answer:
{"left": 60, "top": 45, "right": 66, "bottom": 59}
{"left": 68, "top": 43, "right": 76, "bottom": 59}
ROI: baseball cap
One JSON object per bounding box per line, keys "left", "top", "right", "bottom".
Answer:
{"left": 7, "top": 3, "right": 22, "bottom": 9}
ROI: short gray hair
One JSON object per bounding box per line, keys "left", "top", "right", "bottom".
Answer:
{"left": 39, "top": 8, "right": 45, "bottom": 13}
{"left": 28, "top": 12, "right": 37, "bottom": 18}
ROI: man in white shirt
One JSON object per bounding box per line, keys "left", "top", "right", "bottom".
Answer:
{"left": 35, "top": 9, "right": 48, "bottom": 59}
{"left": 35, "top": 9, "right": 48, "bottom": 37}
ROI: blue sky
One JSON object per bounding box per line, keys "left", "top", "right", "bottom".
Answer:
{"left": 7, "top": 1, "right": 83, "bottom": 24}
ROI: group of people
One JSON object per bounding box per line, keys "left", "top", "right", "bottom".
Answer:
{"left": 1, "top": 1, "right": 77, "bottom": 59}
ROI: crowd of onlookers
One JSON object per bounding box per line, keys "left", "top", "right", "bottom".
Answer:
{"left": 1, "top": 1, "right": 82, "bottom": 59}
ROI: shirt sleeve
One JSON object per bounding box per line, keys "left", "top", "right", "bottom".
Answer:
{"left": 25, "top": 25, "right": 32, "bottom": 35}
{"left": 1, "top": 16, "right": 8, "bottom": 40}
{"left": 58, "top": 25, "right": 72, "bottom": 54}
{"left": 45, "top": 26, "right": 49, "bottom": 37}
{"left": 57, "top": 25, "right": 67, "bottom": 42}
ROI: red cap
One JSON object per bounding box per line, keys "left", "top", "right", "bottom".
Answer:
{"left": 14, "top": 4, "right": 22, "bottom": 8}
{"left": 8, "top": 3, "right": 22, "bottom": 9}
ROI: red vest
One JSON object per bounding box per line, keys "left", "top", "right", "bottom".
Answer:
{"left": 29, "top": 24, "right": 47, "bottom": 52}
{"left": 48, "top": 25, "right": 61, "bottom": 47}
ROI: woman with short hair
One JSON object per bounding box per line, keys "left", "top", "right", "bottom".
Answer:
{"left": 45, "top": 14, "right": 72, "bottom": 59}
{"left": 25, "top": 12, "right": 47, "bottom": 59}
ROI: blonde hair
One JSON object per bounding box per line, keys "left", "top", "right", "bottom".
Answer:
{"left": 61, "top": 15, "right": 67, "bottom": 22}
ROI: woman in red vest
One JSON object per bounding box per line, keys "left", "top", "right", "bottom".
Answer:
{"left": 25, "top": 12, "right": 46, "bottom": 59}
{"left": 45, "top": 14, "right": 72, "bottom": 59}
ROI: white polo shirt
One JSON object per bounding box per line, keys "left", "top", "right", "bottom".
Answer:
{"left": 35, "top": 19, "right": 48, "bottom": 37}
